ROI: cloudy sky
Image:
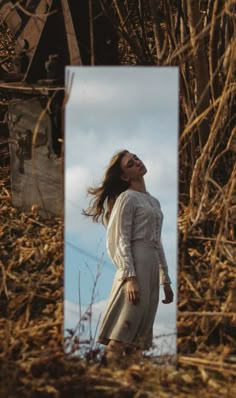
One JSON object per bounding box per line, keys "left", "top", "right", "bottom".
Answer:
{"left": 64, "top": 66, "right": 179, "bottom": 355}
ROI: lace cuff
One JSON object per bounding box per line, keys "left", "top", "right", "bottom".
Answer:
{"left": 160, "top": 270, "right": 172, "bottom": 285}
{"left": 118, "top": 268, "right": 136, "bottom": 282}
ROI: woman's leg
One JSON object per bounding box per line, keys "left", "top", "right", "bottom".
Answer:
{"left": 107, "top": 339, "right": 124, "bottom": 351}
{"left": 106, "top": 340, "right": 140, "bottom": 358}
{"left": 105, "top": 339, "right": 124, "bottom": 361}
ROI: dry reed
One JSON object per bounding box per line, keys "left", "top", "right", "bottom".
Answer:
{"left": 0, "top": 1, "right": 236, "bottom": 397}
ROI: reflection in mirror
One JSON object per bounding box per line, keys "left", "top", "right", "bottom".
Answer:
{"left": 64, "top": 67, "right": 178, "bottom": 362}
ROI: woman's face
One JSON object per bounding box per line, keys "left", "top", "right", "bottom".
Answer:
{"left": 120, "top": 152, "right": 147, "bottom": 182}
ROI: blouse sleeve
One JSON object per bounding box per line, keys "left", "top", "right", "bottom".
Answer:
{"left": 106, "top": 192, "right": 136, "bottom": 281}
{"left": 158, "top": 238, "right": 172, "bottom": 285}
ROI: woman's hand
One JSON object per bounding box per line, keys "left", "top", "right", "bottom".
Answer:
{"left": 162, "top": 283, "right": 174, "bottom": 304}
{"left": 126, "top": 277, "right": 140, "bottom": 305}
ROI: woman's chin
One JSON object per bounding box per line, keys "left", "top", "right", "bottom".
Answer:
{"left": 142, "top": 168, "right": 147, "bottom": 175}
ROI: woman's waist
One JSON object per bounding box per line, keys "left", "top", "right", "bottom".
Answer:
{"left": 131, "top": 239, "right": 161, "bottom": 249}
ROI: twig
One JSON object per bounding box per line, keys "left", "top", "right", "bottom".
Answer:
{"left": 178, "top": 311, "right": 236, "bottom": 316}
{"left": 178, "top": 355, "right": 236, "bottom": 375}
{"left": 0, "top": 82, "right": 64, "bottom": 92}
{"left": 183, "top": 275, "right": 202, "bottom": 299}
{"left": 15, "top": 1, "right": 57, "bottom": 20}
{"left": 187, "top": 236, "right": 236, "bottom": 245}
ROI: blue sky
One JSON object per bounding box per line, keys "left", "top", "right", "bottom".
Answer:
{"left": 64, "top": 66, "right": 179, "bottom": 354}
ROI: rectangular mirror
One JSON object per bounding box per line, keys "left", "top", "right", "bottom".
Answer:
{"left": 64, "top": 66, "right": 178, "bottom": 360}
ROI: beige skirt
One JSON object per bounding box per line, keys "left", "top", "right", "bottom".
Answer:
{"left": 97, "top": 241, "right": 160, "bottom": 350}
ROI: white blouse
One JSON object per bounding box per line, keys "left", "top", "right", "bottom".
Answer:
{"left": 106, "top": 189, "right": 172, "bottom": 284}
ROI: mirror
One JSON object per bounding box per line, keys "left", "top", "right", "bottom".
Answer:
{"left": 64, "top": 66, "right": 178, "bottom": 358}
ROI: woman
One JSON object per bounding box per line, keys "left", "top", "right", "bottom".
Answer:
{"left": 83, "top": 149, "right": 174, "bottom": 361}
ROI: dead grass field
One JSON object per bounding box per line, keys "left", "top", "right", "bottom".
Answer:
{"left": 1, "top": 1, "right": 236, "bottom": 396}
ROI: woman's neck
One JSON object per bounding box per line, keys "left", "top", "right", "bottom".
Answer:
{"left": 129, "top": 179, "right": 147, "bottom": 193}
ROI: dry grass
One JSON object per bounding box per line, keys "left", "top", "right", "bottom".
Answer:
{"left": 0, "top": 190, "right": 235, "bottom": 396}
{"left": 1, "top": 1, "right": 236, "bottom": 396}
{"left": 0, "top": 125, "right": 235, "bottom": 397}
{"left": 0, "top": 124, "right": 235, "bottom": 397}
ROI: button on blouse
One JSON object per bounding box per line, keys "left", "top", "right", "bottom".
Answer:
{"left": 106, "top": 189, "right": 171, "bottom": 284}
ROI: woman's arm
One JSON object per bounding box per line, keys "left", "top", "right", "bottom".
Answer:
{"left": 158, "top": 238, "right": 172, "bottom": 285}
{"left": 162, "top": 283, "right": 174, "bottom": 304}
{"left": 158, "top": 218, "right": 174, "bottom": 303}
{"left": 125, "top": 276, "right": 140, "bottom": 305}
{"left": 106, "top": 192, "right": 136, "bottom": 281}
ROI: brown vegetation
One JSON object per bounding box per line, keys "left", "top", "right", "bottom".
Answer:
{"left": 0, "top": 0, "right": 236, "bottom": 397}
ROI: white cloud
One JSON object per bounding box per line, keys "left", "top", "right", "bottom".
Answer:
{"left": 66, "top": 164, "right": 90, "bottom": 201}
{"left": 64, "top": 299, "right": 107, "bottom": 331}
{"left": 67, "top": 67, "right": 178, "bottom": 110}
{"left": 71, "top": 80, "right": 116, "bottom": 106}
{"left": 65, "top": 67, "right": 178, "bottom": 157}
{"left": 65, "top": 164, "right": 91, "bottom": 233}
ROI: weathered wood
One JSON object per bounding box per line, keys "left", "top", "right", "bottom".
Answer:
{"left": 61, "top": 0, "right": 82, "bottom": 65}
{"left": 8, "top": 96, "right": 63, "bottom": 217}
{"left": 0, "top": 1, "right": 22, "bottom": 35}
{"left": 19, "top": 0, "right": 53, "bottom": 81}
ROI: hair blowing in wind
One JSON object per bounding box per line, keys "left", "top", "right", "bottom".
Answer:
{"left": 82, "top": 150, "right": 129, "bottom": 225}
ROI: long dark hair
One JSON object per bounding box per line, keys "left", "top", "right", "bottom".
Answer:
{"left": 82, "top": 149, "right": 130, "bottom": 225}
